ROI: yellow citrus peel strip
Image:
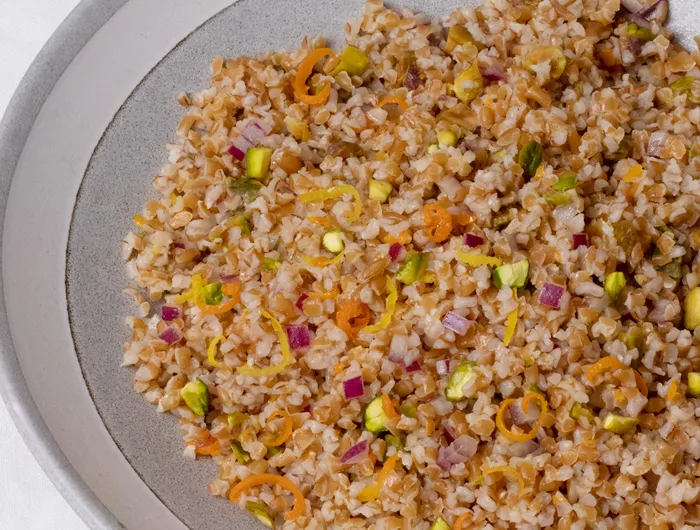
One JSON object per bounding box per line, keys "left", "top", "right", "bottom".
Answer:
{"left": 361, "top": 276, "right": 398, "bottom": 333}
{"left": 299, "top": 184, "right": 363, "bottom": 223}
{"left": 456, "top": 249, "right": 502, "bottom": 267}
{"left": 207, "top": 336, "right": 225, "bottom": 368}
{"left": 236, "top": 310, "right": 292, "bottom": 377}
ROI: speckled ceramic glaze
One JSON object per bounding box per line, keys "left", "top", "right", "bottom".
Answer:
{"left": 0, "top": 0, "right": 699, "bottom": 528}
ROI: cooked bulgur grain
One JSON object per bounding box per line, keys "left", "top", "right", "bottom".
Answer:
{"left": 123, "top": 0, "right": 700, "bottom": 527}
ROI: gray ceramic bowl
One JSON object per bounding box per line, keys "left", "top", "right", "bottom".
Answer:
{"left": 0, "top": 0, "right": 698, "bottom": 528}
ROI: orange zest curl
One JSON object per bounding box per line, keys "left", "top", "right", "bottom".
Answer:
{"left": 294, "top": 48, "right": 335, "bottom": 105}
{"left": 336, "top": 300, "right": 371, "bottom": 337}
{"left": 191, "top": 433, "right": 222, "bottom": 456}
{"left": 495, "top": 393, "right": 548, "bottom": 442}
{"left": 228, "top": 474, "right": 306, "bottom": 521}
{"left": 264, "top": 410, "right": 294, "bottom": 447}
{"left": 382, "top": 395, "right": 400, "bottom": 419}
{"left": 357, "top": 454, "right": 400, "bottom": 502}
{"left": 423, "top": 203, "right": 453, "bottom": 243}
{"left": 585, "top": 356, "right": 625, "bottom": 382}
{"left": 453, "top": 513, "right": 471, "bottom": 530}
{"left": 634, "top": 370, "right": 648, "bottom": 397}
{"left": 481, "top": 465, "right": 525, "bottom": 491}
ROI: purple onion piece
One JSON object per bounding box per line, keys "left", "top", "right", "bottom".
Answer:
{"left": 436, "top": 359, "right": 451, "bottom": 376}
{"left": 442, "top": 311, "right": 470, "bottom": 336}
{"left": 647, "top": 131, "right": 668, "bottom": 158}
{"left": 243, "top": 122, "right": 268, "bottom": 144}
{"left": 285, "top": 325, "right": 311, "bottom": 349}
{"left": 220, "top": 274, "right": 239, "bottom": 284}
{"left": 404, "top": 63, "right": 421, "bottom": 90}
{"left": 539, "top": 283, "right": 565, "bottom": 309}
{"left": 465, "top": 233, "right": 485, "bottom": 248}
{"left": 443, "top": 425, "right": 457, "bottom": 445}
{"left": 389, "top": 243, "right": 404, "bottom": 262}
{"left": 622, "top": 11, "right": 652, "bottom": 28}
{"left": 405, "top": 360, "right": 422, "bottom": 373}
{"left": 173, "top": 241, "right": 186, "bottom": 249}
{"left": 340, "top": 440, "right": 369, "bottom": 464}
{"left": 343, "top": 376, "right": 364, "bottom": 399}
{"left": 295, "top": 293, "right": 309, "bottom": 311}
{"left": 479, "top": 62, "right": 507, "bottom": 83}
{"left": 572, "top": 233, "right": 589, "bottom": 249}
{"left": 437, "top": 435, "right": 478, "bottom": 470}
{"left": 159, "top": 324, "right": 182, "bottom": 345}
{"left": 638, "top": 0, "right": 668, "bottom": 22}
{"left": 621, "top": 0, "right": 644, "bottom": 12}
{"left": 161, "top": 306, "right": 180, "bottom": 321}
{"left": 302, "top": 404, "right": 313, "bottom": 413}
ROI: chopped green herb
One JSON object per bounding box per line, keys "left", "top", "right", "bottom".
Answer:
{"left": 658, "top": 257, "right": 682, "bottom": 279}
{"left": 396, "top": 252, "right": 428, "bottom": 284}
{"left": 231, "top": 441, "right": 251, "bottom": 464}
{"left": 518, "top": 141, "right": 543, "bottom": 178}
{"left": 492, "top": 260, "right": 530, "bottom": 289}
{"left": 604, "top": 272, "right": 626, "bottom": 304}
{"left": 180, "top": 378, "right": 210, "bottom": 416}
{"left": 201, "top": 282, "right": 223, "bottom": 305}
{"left": 445, "top": 361, "right": 477, "bottom": 401}
{"left": 228, "top": 178, "right": 263, "bottom": 201}
{"left": 364, "top": 396, "right": 390, "bottom": 433}
{"left": 552, "top": 172, "right": 577, "bottom": 191}
{"left": 262, "top": 257, "right": 282, "bottom": 272}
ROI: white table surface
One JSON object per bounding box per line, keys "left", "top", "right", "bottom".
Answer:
{"left": 1, "top": 0, "right": 90, "bottom": 528}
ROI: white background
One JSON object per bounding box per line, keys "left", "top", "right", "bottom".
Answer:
{"left": 0, "top": 0, "right": 89, "bottom": 528}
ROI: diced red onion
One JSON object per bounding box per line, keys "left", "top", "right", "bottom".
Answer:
{"left": 286, "top": 325, "right": 311, "bottom": 349}
{"left": 480, "top": 62, "right": 507, "bottom": 82}
{"left": 228, "top": 120, "right": 272, "bottom": 160}
{"left": 539, "top": 283, "right": 565, "bottom": 309}
{"left": 572, "top": 233, "right": 589, "bottom": 249}
{"left": 388, "top": 348, "right": 420, "bottom": 367}
{"left": 220, "top": 274, "right": 239, "bottom": 284}
{"left": 159, "top": 324, "right": 182, "bottom": 345}
{"left": 465, "top": 233, "right": 484, "bottom": 248}
{"left": 343, "top": 376, "right": 364, "bottom": 399}
{"left": 639, "top": 0, "right": 668, "bottom": 22}
{"left": 621, "top": 0, "right": 644, "bottom": 12}
{"left": 302, "top": 404, "right": 313, "bottom": 413}
{"left": 507, "top": 398, "right": 540, "bottom": 426}
{"left": 436, "top": 359, "right": 451, "bottom": 376}
{"left": 340, "top": 440, "right": 369, "bottom": 464}
{"left": 242, "top": 121, "right": 268, "bottom": 144}
{"left": 389, "top": 243, "right": 404, "bottom": 262}
{"left": 228, "top": 135, "right": 255, "bottom": 161}
{"left": 437, "top": 435, "right": 478, "bottom": 470}
{"left": 648, "top": 131, "right": 668, "bottom": 158}
{"left": 622, "top": 10, "right": 652, "bottom": 28}
{"left": 443, "top": 425, "right": 457, "bottom": 445}
{"left": 161, "top": 306, "right": 180, "bottom": 321}
{"left": 442, "top": 311, "right": 470, "bottom": 336}
{"left": 507, "top": 440, "right": 541, "bottom": 457}
{"left": 405, "top": 360, "right": 422, "bottom": 373}
{"left": 295, "top": 293, "right": 309, "bottom": 311}
{"left": 173, "top": 241, "right": 186, "bottom": 249}
{"left": 248, "top": 119, "right": 273, "bottom": 136}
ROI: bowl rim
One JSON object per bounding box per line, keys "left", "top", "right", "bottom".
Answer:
{"left": 0, "top": 1, "right": 129, "bottom": 528}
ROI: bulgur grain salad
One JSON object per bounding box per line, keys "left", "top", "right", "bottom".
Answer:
{"left": 122, "top": 0, "right": 700, "bottom": 527}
